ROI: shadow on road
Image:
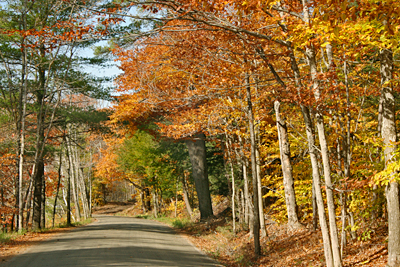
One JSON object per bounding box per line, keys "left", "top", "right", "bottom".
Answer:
{"left": 1, "top": 215, "right": 221, "bottom": 267}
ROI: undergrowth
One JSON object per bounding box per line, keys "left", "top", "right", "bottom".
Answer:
{"left": 0, "top": 230, "right": 27, "bottom": 243}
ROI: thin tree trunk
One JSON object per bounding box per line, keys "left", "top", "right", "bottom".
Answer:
{"left": 256, "top": 146, "right": 267, "bottom": 237}
{"left": 225, "top": 136, "right": 236, "bottom": 233}
{"left": 240, "top": 189, "right": 245, "bottom": 225}
{"left": 254, "top": 77, "right": 267, "bottom": 238}
{"left": 274, "top": 100, "right": 302, "bottom": 230}
{"left": 66, "top": 133, "right": 80, "bottom": 222}
{"left": 18, "top": 3, "right": 28, "bottom": 231}
{"left": 52, "top": 151, "right": 63, "bottom": 227}
{"left": 340, "top": 191, "right": 347, "bottom": 258}
{"left": 152, "top": 189, "right": 158, "bottom": 218}
{"left": 67, "top": 164, "right": 71, "bottom": 226}
{"left": 238, "top": 135, "right": 251, "bottom": 227}
{"left": 182, "top": 173, "right": 193, "bottom": 218}
{"left": 303, "top": 106, "right": 335, "bottom": 267}
{"left": 73, "top": 135, "right": 89, "bottom": 219}
{"left": 307, "top": 46, "right": 342, "bottom": 267}
{"left": 380, "top": 48, "right": 400, "bottom": 267}
{"left": 312, "top": 183, "right": 318, "bottom": 231}
{"left": 24, "top": 184, "right": 33, "bottom": 229}
{"left": 41, "top": 175, "right": 46, "bottom": 228}
{"left": 245, "top": 73, "right": 261, "bottom": 256}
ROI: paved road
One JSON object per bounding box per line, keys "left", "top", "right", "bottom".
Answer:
{"left": 1, "top": 216, "right": 222, "bottom": 267}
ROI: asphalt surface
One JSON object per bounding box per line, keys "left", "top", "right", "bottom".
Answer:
{"left": 1, "top": 215, "right": 222, "bottom": 267}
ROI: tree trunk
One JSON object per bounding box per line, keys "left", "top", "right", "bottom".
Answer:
{"left": 307, "top": 46, "right": 342, "bottom": 267}
{"left": 380, "top": 48, "right": 400, "bottom": 267}
{"left": 274, "top": 100, "right": 302, "bottom": 230}
{"left": 66, "top": 133, "right": 81, "bottom": 222}
{"left": 32, "top": 160, "right": 44, "bottom": 230}
{"left": 17, "top": 5, "right": 28, "bottom": 231}
{"left": 152, "top": 189, "right": 158, "bottom": 218}
{"left": 145, "top": 188, "right": 151, "bottom": 211}
{"left": 256, "top": 145, "right": 267, "bottom": 237}
{"left": 312, "top": 183, "right": 318, "bottom": 231}
{"left": 67, "top": 164, "right": 71, "bottom": 226}
{"left": 41, "top": 175, "right": 46, "bottom": 228}
{"left": 245, "top": 73, "right": 261, "bottom": 256}
{"left": 225, "top": 137, "right": 236, "bottom": 233}
{"left": 182, "top": 173, "right": 193, "bottom": 218}
{"left": 73, "top": 135, "right": 89, "bottom": 219}
{"left": 32, "top": 43, "right": 48, "bottom": 230}
{"left": 24, "top": 184, "right": 33, "bottom": 229}
{"left": 185, "top": 133, "right": 213, "bottom": 220}
{"left": 53, "top": 151, "right": 63, "bottom": 227}
{"left": 238, "top": 134, "right": 251, "bottom": 228}
{"left": 254, "top": 72, "right": 267, "bottom": 238}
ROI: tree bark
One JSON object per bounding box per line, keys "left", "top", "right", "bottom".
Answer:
{"left": 53, "top": 151, "right": 63, "bottom": 227}
{"left": 245, "top": 73, "right": 261, "bottom": 256}
{"left": 274, "top": 100, "right": 302, "bottom": 230}
{"left": 307, "top": 45, "right": 342, "bottom": 267}
{"left": 256, "top": 145, "right": 267, "bottom": 237}
{"left": 236, "top": 134, "right": 251, "bottom": 227}
{"left": 32, "top": 44, "right": 46, "bottom": 230}
{"left": 41, "top": 174, "right": 46, "bottom": 228}
{"left": 32, "top": 160, "right": 44, "bottom": 230}
{"left": 225, "top": 136, "right": 236, "bottom": 233}
{"left": 17, "top": 2, "right": 28, "bottom": 231}
{"left": 182, "top": 173, "right": 193, "bottom": 218}
{"left": 66, "top": 132, "right": 81, "bottom": 222}
{"left": 67, "top": 164, "right": 71, "bottom": 226}
{"left": 185, "top": 133, "right": 213, "bottom": 220}
{"left": 380, "top": 48, "right": 400, "bottom": 267}
{"left": 73, "top": 134, "right": 90, "bottom": 219}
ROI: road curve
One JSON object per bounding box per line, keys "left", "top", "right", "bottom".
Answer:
{"left": 1, "top": 215, "right": 222, "bottom": 267}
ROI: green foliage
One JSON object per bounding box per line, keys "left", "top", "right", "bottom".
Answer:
{"left": 358, "top": 229, "right": 373, "bottom": 242}
{"left": 117, "top": 130, "right": 184, "bottom": 201}
{"left": 206, "top": 140, "right": 229, "bottom": 196}
{"left": 0, "top": 230, "right": 26, "bottom": 243}
{"left": 172, "top": 218, "right": 191, "bottom": 229}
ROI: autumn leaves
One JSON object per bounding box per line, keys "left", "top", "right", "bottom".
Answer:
{"left": 105, "top": 0, "right": 400, "bottom": 265}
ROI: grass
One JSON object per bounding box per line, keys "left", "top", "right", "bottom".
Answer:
{"left": 0, "top": 229, "right": 27, "bottom": 243}
{"left": 135, "top": 214, "right": 193, "bottom": 229}
{"left": 38, "top": 217, "right": 94, "bottom": 232}
{"left": 171, "top": 218, "right": 192, "bottom": 229}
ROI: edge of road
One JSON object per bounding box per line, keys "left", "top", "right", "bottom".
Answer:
{"left": 0, "top": 220, "right": 96, "bottom": 266}
{"left": 138, "top": 216, "right": 225, "bottom": 267}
